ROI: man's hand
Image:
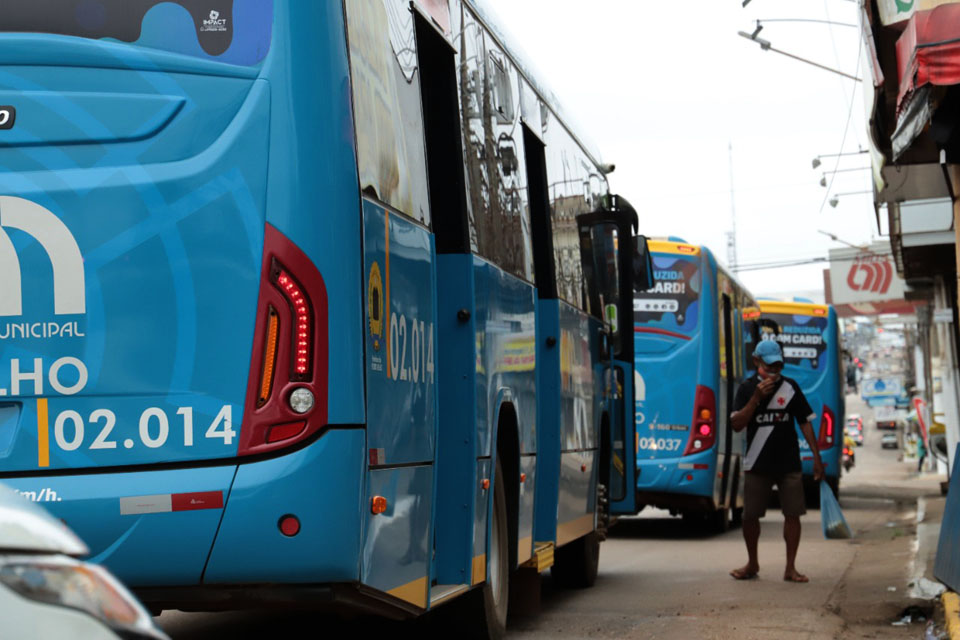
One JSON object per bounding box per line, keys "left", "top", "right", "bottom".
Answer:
{"left": 754, "top": 376, "right": 777, "bottom": 399}
{"left": 813, "top": 457, "right": 825, "bottom": 482}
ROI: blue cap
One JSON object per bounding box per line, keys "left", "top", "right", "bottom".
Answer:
{"left": 753, "top": 340, "right": 783, "bottom": 364}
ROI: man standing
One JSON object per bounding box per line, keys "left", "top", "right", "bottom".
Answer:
{"left": 729, "top": 340, "right": 825, "bottom": 583}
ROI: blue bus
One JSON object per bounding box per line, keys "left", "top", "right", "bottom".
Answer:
{"left": 0, "top": 1, "right": 651, "bottom": 636}
{"left": 613, "top": 239, "right": 757, "bottom": 531}
{"left": 747, "top": 300, "right": 845, "bottom": 498}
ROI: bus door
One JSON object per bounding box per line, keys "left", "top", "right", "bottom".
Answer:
{"left": 718, "top": 293, "right": 735, "bottom": 507}
{"left": 576, "top": 196, "right": 652, "bottom": 515}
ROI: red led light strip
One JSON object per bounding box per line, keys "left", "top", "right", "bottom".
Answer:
{"left": 277, "top": 270, "right": 311, "bottom": 376}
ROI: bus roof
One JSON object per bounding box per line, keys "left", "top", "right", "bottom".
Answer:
{"left": 758, "top": 299, "right": 831, "bottom": 317}
{"left": 648, "top": 240, "right": 756, "bottom": 299}
{"left": 648, "top": 239, "right": 701, "bottom": 256}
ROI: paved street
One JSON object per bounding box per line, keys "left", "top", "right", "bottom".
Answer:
{"left": 157, "top": 395, "right": 944, "bottom": 639}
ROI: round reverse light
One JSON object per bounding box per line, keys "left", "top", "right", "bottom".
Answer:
{"left": 289, "top": 388, "right": 315, "bottom": 414}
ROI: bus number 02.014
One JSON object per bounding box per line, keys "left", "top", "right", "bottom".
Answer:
{"left": 389, "top": 313, "right": 435, "bottom": 384}
{"left": 52, "top": 406, "right": 234, "bottom": 452}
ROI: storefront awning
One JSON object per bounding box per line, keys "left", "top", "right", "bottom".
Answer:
{"left": 896, "top": 4, "right": 960, "bottom": 118}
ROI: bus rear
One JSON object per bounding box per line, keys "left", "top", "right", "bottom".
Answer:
{"left": 0, "top": 1, "right": 375, "bottom": 609}
{"left": 751, "top": 301, "right": 845, "bottom": 495}
{"left": 632, "top": 241, "right": 720, "bottom": 516}
{"left": 0, "top": 2, "right": 640, "bottom": 631}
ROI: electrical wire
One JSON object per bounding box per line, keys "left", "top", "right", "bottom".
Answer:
{"left": 644, "top": 180, "right": 822, "bottom": 202}
{"left": 735, "top": 245, "right": 892, "bottom": 272}
{"left": 819, "top": 36, "right": 863, "bottom": 214}
{"left": 735, "top": 256, "right": 828, "bottom": 271}
{"left": 822, "top": 0, "right": 864, "bottom": 150}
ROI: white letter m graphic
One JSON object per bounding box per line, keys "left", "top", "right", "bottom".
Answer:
{"left": 0, "top": 196, "right": 85, "bottom": 317}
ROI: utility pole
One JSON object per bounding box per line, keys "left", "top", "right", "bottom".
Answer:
{"left": 726, "top": 142, "right": 739, "bottom": 272}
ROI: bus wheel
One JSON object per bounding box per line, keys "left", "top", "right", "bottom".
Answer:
{"left": 711, "top": 506, "right": 730, "bottom": 533}
{"left": 551, "top": 530, "right": 600, "bottom": 589}
{"left": 730, "top": 477, "right": 743, "bottom": 526}
{"left": 446, "top": 460, "right": 509, "bottom": 639}
{"left": 827, "top": 476, "right": 839, "bottom": 499}
{"left": 462, "top": 458, "right": 509, "bottom": 639}
{"left": 552, "top": 483, "right": 603, "bottom": 588}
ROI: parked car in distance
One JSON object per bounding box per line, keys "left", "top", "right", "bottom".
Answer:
{"left": 881, "top": 433, "right": 898, "bottom": 449}
{"left": 846, "top": 425, "right": 864, "bottom": 446}
{"left": 847, "top": 414, "right": 863, "bottom": 431}
{"left": 0, "top": 485, "right": 169, "bottom": 640}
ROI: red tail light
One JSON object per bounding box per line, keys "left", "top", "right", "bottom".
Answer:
{"left": 276, "top": 271, "right": 312, "bottom": 377}
{"left": 818, "top": 405, "right": 836, "bottom": 450}
{"left": 238, "top": 224, "right": 329, "bottom": 456}
{"left": 683, "top": 385, "right": 716, "bottom": 456}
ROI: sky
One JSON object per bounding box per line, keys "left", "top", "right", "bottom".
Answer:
{"left": 485, "top": 0, "right": 875, "bottom": 301}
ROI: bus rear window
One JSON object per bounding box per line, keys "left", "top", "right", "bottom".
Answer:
{"left": 633, "top": 253, "right": 700, "bottom": 335}
{"left": 2, "top": 0, "right": 272, "bottom": 66}
{"left": 752, "top": 313, "right": 829, "bottom": 370}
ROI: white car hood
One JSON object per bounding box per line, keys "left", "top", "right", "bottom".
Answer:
{"left": 0, "top": 485, "right": 87, "bottom": 556}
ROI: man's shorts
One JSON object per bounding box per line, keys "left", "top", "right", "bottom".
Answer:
{"left": 743, "top": 471, "right": 806, "bottom": 520}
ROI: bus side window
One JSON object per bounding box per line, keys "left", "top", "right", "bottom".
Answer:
{"left": 542, "top": 116, "right": 603, "bottom": 314}
{"left": 455, "top": 10, "right": 535, "bottom": 282}
{"left": 345, "top": 1, "right": 432, "bottom": 225}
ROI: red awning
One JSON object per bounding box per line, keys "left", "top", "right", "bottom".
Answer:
{"left": 896, "top": 4, "right": 960, "bottom": 116}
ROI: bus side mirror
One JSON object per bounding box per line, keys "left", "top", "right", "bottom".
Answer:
{"left": 633, "top": 235, "right": 654, "bottom": 292}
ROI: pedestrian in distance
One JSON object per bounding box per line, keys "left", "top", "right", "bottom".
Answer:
{"left": 728, "top": 340, "right": 825, "bottom": 583}
{"left": 917, "top": 434, "right": 927, "bottom": 473}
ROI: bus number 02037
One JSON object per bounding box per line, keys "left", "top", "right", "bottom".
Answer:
{"left": 637, "top": 437, "right": 683, "bottom": 451}
{"left": 388, "top": 313, "right": 435, "bottom": 384}
{"left": 52, "top": 406, "right": 234, "bottom": 452}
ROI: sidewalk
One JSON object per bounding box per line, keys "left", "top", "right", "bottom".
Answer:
{"left": 831, "top": 462, "right": 944, "bottom": 639}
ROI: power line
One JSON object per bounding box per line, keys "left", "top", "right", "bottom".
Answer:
{"left": 822, "top": 0, "right": 865, "bottom": 150}
{"left": 643, "top": 180, "right": 824, "bottom": 202}
{"left": 736, "top": 256, "right": 828, "bottom": 271}
{"left": 819, "top": 36, "right": 863, "bottom": 213}
{"left": 736, "top": 246, "right": 892, "bottom": 272}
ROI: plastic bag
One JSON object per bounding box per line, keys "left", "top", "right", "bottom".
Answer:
{"left": 820, "top": 480, "right": 852, "bottom": 539}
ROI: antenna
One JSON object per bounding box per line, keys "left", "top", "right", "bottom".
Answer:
{"left": 726, "top": 142, "right": 739, "bottom": 271}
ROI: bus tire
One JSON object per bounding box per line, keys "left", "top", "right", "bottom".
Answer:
{"left": 552, "top": 482, "right": 603, "bottom": 588}
{"left": 804, "top": 478, "right": 821, "bottom": 509}
{"left": 711, "top": 505, "right": 730, "bottom": 533}
{"left": 551, "top": 530, "right": 600, "bottom": 589}
{"left": 481, "top": 459, "right": 510, "bottom": 638}
{"left": 448, "top": 460, "right": 509, "bottom": 639}
{"left": 729, "top": 462, "right": 743, "bottom": 526}
{"left": 827, "top": 475, "right": 839, "bottom": 499}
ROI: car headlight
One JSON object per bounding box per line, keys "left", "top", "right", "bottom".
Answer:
{"left": 0, "top": 557, "right": 167, "bottom": 639}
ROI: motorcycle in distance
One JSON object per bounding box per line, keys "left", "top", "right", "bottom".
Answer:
{"left": 842, "top": 435, "right": 856, "bottom": 472}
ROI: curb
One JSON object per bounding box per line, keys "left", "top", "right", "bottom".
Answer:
{"left": 944, "top": 592, "right": 960, "bottom": 639}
